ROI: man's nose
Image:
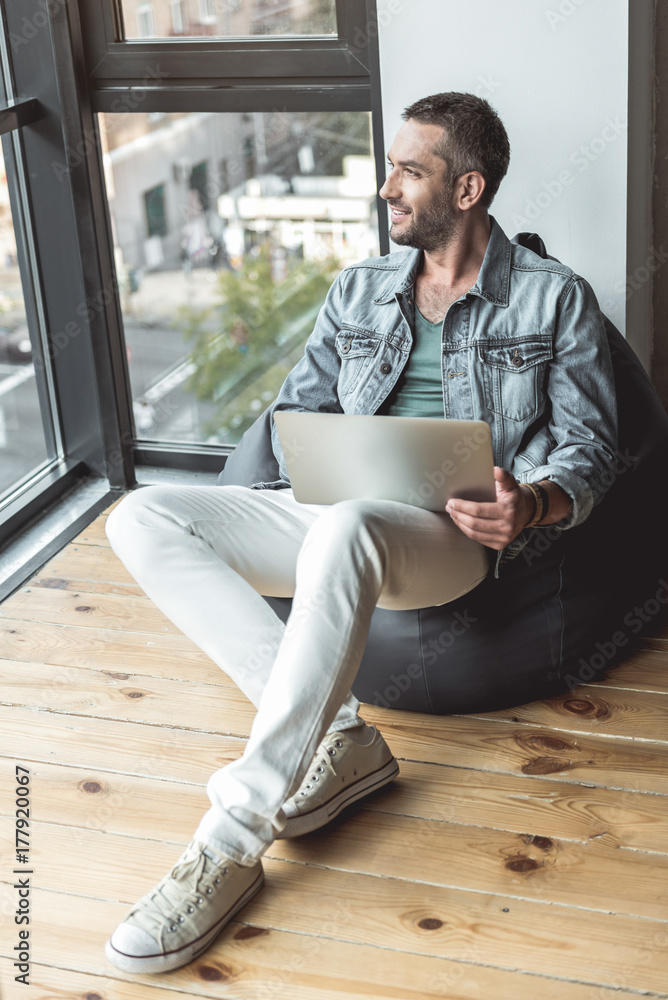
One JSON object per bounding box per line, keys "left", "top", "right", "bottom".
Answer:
{"left": 379, "top": 168, "right": 398, "bottom": 201}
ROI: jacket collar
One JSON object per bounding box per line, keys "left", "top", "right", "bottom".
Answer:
{"left": 372, "top": 214, "right": 511, "bottom": 308}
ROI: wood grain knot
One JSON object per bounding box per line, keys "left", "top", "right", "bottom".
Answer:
{"left": 84, "top": 993, "right": 103, "bottom": 1000}
{"left": 125, "top": 690, "right": 146, "bottom": 699}
{"left": 418, "top": 917, "right": 443, "bottom": 930}
{"left": 523, "top": 734, "right": 575, "bottom": 752}
{"left": 505, "top": 855, "right": 540, "bottom": 873}
{"left": 39, "top": 577, "right": 68, "bottom": 589}
{"left": 75, "top": 605, "right": 94, "bottom": 613}
{"left": 197, "top": 964, "right": 232, "bottom": 981}
{"left": 523, "top": 835, "right": 553, "bottom": 851}
{"left": 562, "top": 698, "right": 611, "bottom": 720}
{"left": 522, "top": 756, "right": 572, "bottom": 775}
{"left": 81, "top": 781, "right": 104, "bottom": 794}
{"left": 234, "top": 925, "right": 269, "bottom": 940}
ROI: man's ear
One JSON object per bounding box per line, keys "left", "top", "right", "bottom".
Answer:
{"left": 454, "top": 171, "right": 487, "bottom": 211}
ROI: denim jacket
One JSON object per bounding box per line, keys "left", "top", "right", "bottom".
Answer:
{"left": 267, "top": 216, "right": 618, "bottom": 570}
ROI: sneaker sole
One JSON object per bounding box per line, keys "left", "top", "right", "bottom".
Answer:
{"left": 277, "top": 757, "right": 399, "bottom": 839}
{"left": 104, "top": 868, "right": 264, "bottom": 975}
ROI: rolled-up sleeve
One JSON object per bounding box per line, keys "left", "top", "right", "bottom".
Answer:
{"left": 527, "top": 276, "right": 618, "bottom": 529}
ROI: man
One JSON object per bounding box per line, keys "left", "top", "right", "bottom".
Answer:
{"left": 104, "top": 92, "right": 617, "bottom": 974}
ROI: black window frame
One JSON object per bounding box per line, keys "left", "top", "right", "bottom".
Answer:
{"left": 0, "top": 0, "right": 134, "bottom": 550}
{"left": 79, "top": 0, "right": 375, "bottom": 113}
{"left": 74, "top": 0, "right": 387, "bottom": 475}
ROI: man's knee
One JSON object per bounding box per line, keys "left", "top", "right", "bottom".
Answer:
{"left": 303, "top": 500, "right": 385, "bottom": 560}
{"left": 105, "top": 485, "right": 168, "bottom": 547}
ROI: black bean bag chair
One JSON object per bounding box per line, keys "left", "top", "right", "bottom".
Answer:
{"left": 217, "top": 234, "right": 668, "bottom": 714}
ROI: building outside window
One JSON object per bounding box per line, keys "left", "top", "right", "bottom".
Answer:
{"left": 120, "top": 0, "right": 337, "bottom": 38}
{"left": 101, "top": 109, "right": 378, "bottom": 447}
{"left": 136, "top": 2, "right": 156, "bottom": 37}
{"left": 170, "top": 0, "right": 186, "bottom": 33}
{"left": 198, "top": 0, "right": 216, "bottom": 25}
{"left": 144, "top": 183, "right": 168, "bottom": 238}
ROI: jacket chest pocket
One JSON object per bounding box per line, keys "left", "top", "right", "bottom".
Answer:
{"left": 477, "top": 337, "right": 552, "bottom": 422}
{"left": 335, "top": 330, "right": 381, "bottom": 396}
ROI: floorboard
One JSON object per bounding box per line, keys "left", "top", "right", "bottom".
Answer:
{"left": 1, "top": 505, "right": 667, "bottom": 999}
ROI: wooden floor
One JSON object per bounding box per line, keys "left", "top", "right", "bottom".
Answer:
{"left": 1, "top": 498, "right": 668, "bottom": 999}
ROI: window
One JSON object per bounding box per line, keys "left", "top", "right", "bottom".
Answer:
{"left": 74, "top": 0, "right": 384, "bottom": 472}
{"left": 0, "top": 141, "right": 56, "bottom": 501}
{"left": 170, "top": 0, "right": 186, "bottom": 33}
{"left": 144, "top": 184, "right": 167, "bottom": 238}
{"left": 120, "top": 0, "right": 337, "bottom": 38}
{"left": 219, "top": 158, "right": 229, "bottom": 193}
{"left": 189, "top": 160, "right": 209, "bottom": 211}
{"left": 0, "top": 2, "right": 135, "bottom": 560}
{"left": 101, "top": 109, "right": 378, "bottom": 447}
{"left": 136, "top": 3, "right": 156, "bottom": 37}
{"left": 198, "top": 0, "right": 217, "bottom": 25}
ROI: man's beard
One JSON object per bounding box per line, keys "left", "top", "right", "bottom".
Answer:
{"left": 388, "top": 185, "right": 462, "bottom": 253}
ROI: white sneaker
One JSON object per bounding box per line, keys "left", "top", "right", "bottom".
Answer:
{"left": 278, "top": 726, "right": 399, "bottom": 839}
{"left": 105, "top": 840, "right": 263, "bottom": 974}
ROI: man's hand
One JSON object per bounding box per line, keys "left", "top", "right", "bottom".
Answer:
{"left": 445, "top": 467, "right": 533, "bottom": 550}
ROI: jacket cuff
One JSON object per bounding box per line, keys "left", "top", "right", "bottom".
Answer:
{"left": 520, "top": 465, "right": 593, "bottom": 529}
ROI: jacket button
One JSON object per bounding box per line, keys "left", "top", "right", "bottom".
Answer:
{"left": 341, "top": 343, "right": 351, "bottom": 354}
{"left": 380, "top": 363, "right": 392, "bottom": 374}
{"left": 512, "top": 355, "right": 524, "bottom": 367}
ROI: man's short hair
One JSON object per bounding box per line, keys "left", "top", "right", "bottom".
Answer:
{"left": 402, "top": 92, "right": 510, "bottom": 207}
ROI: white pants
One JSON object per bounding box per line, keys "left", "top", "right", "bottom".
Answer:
{"left": 106, "top": 485, "right": 488, "bottom": 864}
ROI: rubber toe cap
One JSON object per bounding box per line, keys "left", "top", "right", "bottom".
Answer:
{"left": 109, "top": 921, "right": 160, "bottom": 958}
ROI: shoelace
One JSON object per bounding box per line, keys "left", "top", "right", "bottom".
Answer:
{"left": 299, "top": 738, "right": 343, "bottom": 797}
{"left": 133, "top": 846, "right": 229, "bottom": 935}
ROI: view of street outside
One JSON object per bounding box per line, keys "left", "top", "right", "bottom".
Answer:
{"left": 102, "top": 107, "right": 380, "bottom": 446}
{"left": 0, "top": 145, "right": 52, "bottom": 501}
{"left": 120, "top": 0, "right": 336, "bottom": 39}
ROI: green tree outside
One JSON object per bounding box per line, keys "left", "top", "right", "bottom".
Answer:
{"left": 176, "top": 244, "right": 339, "bottom": 441}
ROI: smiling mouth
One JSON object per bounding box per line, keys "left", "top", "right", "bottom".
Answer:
{"left": 389, "top": 206, "right": 411, "bottom": 221}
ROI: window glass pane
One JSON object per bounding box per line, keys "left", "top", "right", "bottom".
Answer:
{"left": 120, "top": 0, "right": 337, "bottom": 38}
{"left": 0, "top": 143, "right": 54, "bottom": 501}
{"left": 99, "top": 109, "right": 379, "bottom": 445}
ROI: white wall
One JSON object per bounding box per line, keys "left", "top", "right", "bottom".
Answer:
{"left": 377, "top": 0, "right": 629, "bottom": 334}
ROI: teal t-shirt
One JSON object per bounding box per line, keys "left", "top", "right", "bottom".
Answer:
{"left": 385, "top": 306, "right": 444, "bottom": 417}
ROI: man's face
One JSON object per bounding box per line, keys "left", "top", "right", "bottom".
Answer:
{"left": 379, "top": 119, "right": 460, "bottom": 252}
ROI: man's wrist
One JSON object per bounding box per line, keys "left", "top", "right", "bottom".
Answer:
{"left": 519, "top": 484, "right": 537, "bottom": 528}
{"left": 523, "top": 482, "right": 550, "bottom": 526}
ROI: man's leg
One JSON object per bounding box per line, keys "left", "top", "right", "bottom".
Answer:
{"left": 105, "top": 491, "right": 487, "bottom": 973}
{"left": 191, "top": 496, "right": 488, "bottom": 862}
{"left": 105, "top": 483, "right": 363, "bottom": 730}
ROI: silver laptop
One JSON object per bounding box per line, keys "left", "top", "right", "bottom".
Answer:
{"left": 273, "top": 412, "right": 495, "bottom": 511}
